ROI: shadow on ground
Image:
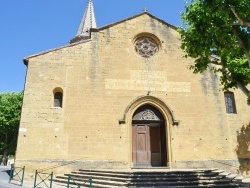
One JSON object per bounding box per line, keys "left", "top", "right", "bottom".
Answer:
{"left": 236, "top": 121, "right": 250, "bottom": 175}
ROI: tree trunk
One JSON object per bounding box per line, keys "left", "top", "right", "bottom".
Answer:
{"left": 2, "top": 151, "right": 8, "bottom": 166}
{"left": 238, "top": 82, "right": 250, "bottom": 102}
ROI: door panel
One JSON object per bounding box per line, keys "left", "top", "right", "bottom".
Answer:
{"left": 137, "top": 133, "right": 146, "bottom": 150}
{"left": 132, "top": 122, "right": 167, "bottom": 167}
{"left": 132, "top": 124, "right": 150, "bottom": 166}
{"left": 136, "top": 133, "right": 148, "bottom": 164}
{"left": 150, "top": 126, "right": 161, "bottom": 166}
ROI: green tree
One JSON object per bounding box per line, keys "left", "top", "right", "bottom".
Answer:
{"left": 179, "top": 0, "right": 250, "bottom": 99}
{"left": 0, "top": 91, "right": 23, "bottom": 156}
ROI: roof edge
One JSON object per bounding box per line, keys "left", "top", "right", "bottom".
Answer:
{"left": 96, "top": 12, "right": 177, "bottom": 32}
{"left": 23, "top": 11, "right": 177, "bottom": 65}
{"left": 23, "top": 39, "right": 92, "bottom": 64}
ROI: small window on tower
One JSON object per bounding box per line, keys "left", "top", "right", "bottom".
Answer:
{"left": 224, "top": 92, "right": 236, "bottom": 114}
{"left": 54, "top": 92, "right": 63, "bottom": 107}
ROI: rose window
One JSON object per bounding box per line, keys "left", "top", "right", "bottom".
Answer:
{"left": 135, "top": 37, "right": 158, "bottom": 57}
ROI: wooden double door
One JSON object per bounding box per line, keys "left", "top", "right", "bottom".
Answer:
{"left": 132, "top": 122, "right": 167, "bottom": 167}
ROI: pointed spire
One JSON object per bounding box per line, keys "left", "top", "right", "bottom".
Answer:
{"left": 70, "top": 0, "right": 97, "bottom": 43}
{"left": 76, "top": 0, "right": 97, "bottom": 36}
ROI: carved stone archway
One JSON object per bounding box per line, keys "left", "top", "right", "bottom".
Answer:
{"left": 132, "top": 105, "right": 166, "bottom": 167}
{"left": 121, "top": 95, "right": 178, "bottom": 168}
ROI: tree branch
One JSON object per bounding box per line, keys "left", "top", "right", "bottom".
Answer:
{"left": 229, "top": 5, "right": 250, "bottom": 28}
{"left": 232, "top": 27, "right": 250, "bottom": 68}
{"left": 224, "top": 23, "right": 250, "bottom": 27}
{"left": 237, "top": 81, "right": 250, "bottom": 98}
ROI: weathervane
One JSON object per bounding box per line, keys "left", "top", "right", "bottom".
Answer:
{"left": 143, "top": 7, "right": 148, "bottom": 12}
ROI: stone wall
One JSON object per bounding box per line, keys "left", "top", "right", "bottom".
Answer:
{"left": 15, "top": 13, "right": 250, "bottom": 174}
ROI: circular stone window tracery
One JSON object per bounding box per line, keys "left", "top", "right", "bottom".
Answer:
{"left": 135, "top": 37, "right": 159, "bottom": 58}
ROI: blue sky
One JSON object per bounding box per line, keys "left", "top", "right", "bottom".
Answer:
{"left": 0, "top": 0, "right": 186, "bottom": 92}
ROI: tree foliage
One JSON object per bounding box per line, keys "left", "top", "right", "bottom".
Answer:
{"left": 0, "top": 91, "right": 23, "bottom": 154}
{"left": 179, "top": 0, "right": 250, "bottom": 95}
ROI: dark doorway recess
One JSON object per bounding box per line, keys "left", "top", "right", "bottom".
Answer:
{"left": 132, "top": 105, "right": 167, "bottom": 167}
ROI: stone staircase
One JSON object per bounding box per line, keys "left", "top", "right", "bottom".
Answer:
{"left": 53, "top": 169, "right": 250, "bottom": 188}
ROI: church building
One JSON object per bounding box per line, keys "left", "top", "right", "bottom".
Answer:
{"left": 15, "top": 0, "right": 250, "bottom": 174}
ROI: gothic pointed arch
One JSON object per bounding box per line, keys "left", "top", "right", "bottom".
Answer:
{"left": 119, "top": 95, "right": 179, "bottom": 126}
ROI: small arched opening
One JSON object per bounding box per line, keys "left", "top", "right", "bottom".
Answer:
{"left": 53, "top": 88, "right": 63, "bottom": 108}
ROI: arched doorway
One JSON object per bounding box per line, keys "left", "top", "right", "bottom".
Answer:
{"left": 132, "top": 105, "right": 167, "bottom": 167}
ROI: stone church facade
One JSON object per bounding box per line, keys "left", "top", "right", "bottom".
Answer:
{"left": 15, "top": 0, "right": 250, "bottom": 174}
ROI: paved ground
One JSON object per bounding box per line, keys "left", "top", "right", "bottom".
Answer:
{"left": 0, "top": 165, "right": 65, "bottom": 188}
{"left": 0, "top": 165, "right": 38, "bottom": 188}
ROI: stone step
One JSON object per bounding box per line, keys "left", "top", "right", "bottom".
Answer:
{"left": 52, "top": 169, "right": 248, "bottom": 188}
{"left": 58, "top": 173, "right": 228, "bottom": 182}
{"left": 53, "top": 178, "right": 124, "bottom": 187}
{"left": 72, "top": 172, "right": 224, "bottom": 179}
{"left": 129, "top": 183, "right": 248, "bottom": 188}
{"left": 57, "top": 174, "right": 128, "bottom": 182}
{"left": 74, "top": 169, "right": 222, "bottom": 178}
{"left": 126, "top": 179, "right": 235, "bottom": 186}
{"left": 54, "top": 176, "right": 235, "bottom": 187}
{"left": 53, "top": 178, "right": 239, "bottom": 188}
{"left": 79, "top": 169, "right": 216, "bottom": 175}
